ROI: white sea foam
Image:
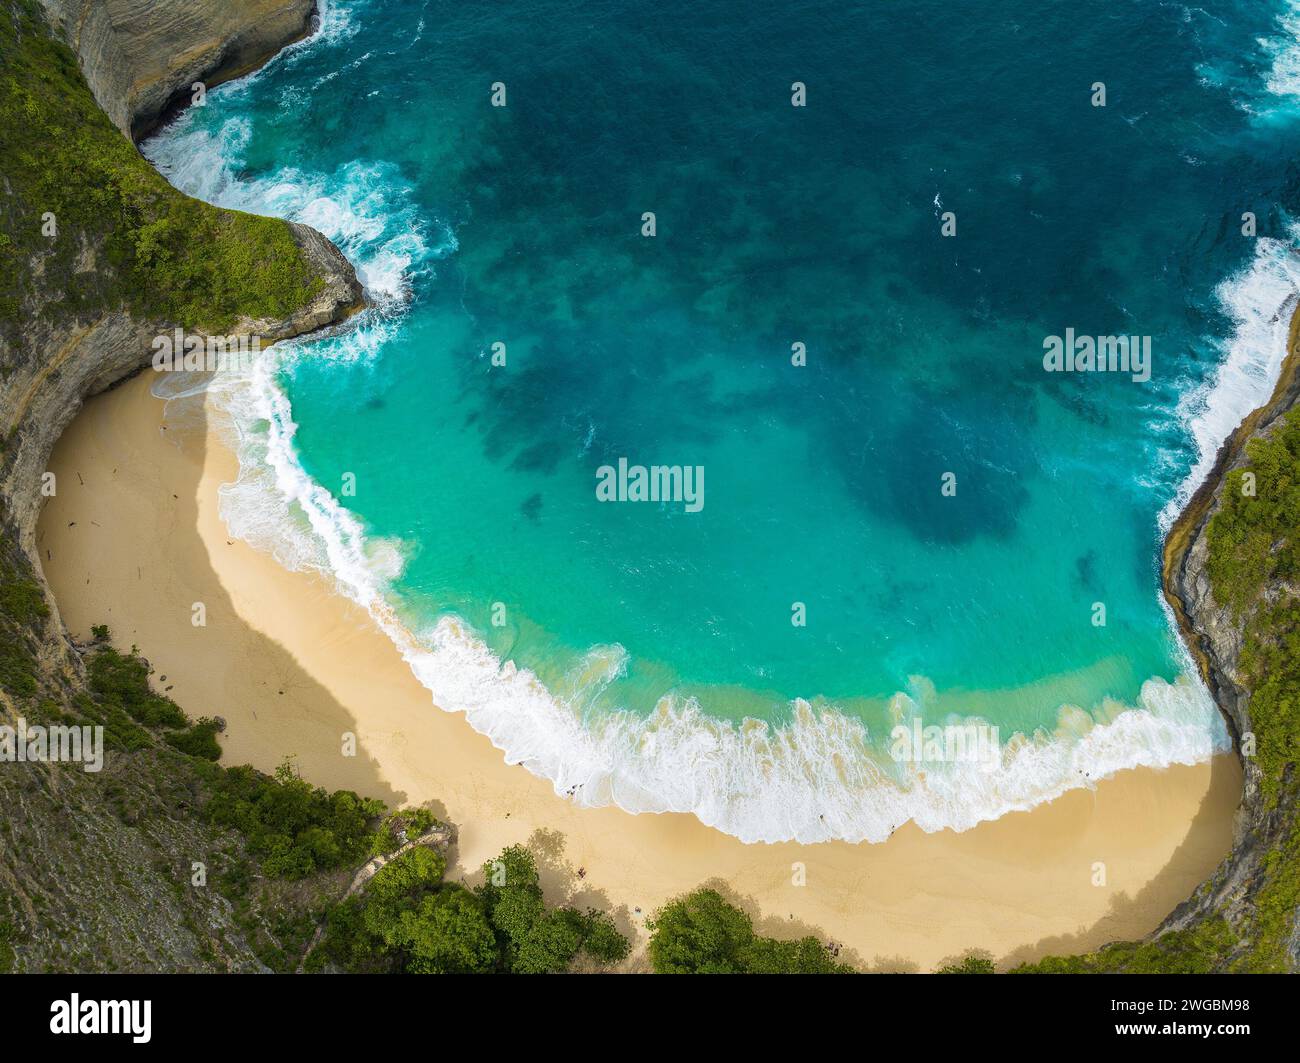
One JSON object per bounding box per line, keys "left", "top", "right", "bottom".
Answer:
{"left": 143, "top": 117, "right": 440, "bottom": 309}
{"left": 142, "top": 4, "right": 1241, "bottom": 844}
{"left": 1263, "top": 1, "right": 1300, "bottom": 102}
{"left": 1158, "top": 227, "right": 1300, "bottom": 532}
{"left": 199, "top": 352, "right": 1233, "bottom": 843}
{"left": 193, "top": 324, "right": 1232, "bottom": 844}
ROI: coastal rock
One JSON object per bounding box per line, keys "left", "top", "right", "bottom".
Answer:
{"left": 39, "top": 0, "right": 318, "bottom": 138}
{"left": 0, "top": 2, "right": 362, "bottom": 972}
{"left": 4, "top": 2, "right": 362, "bottom": 639}
{"left": 1158, "top": 310, "right": 1300, "bottom": 970}
{"left": 1, "top": 223, "right": 362, "bottom": 578}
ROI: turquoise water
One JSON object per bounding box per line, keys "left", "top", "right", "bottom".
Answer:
{"left": 148, "top": 0, "right": 1300, "bottom": 841}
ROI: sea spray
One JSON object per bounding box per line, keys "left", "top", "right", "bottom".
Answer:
{"left": 1158, "top": 228, "right": 1300, "bottom": 533}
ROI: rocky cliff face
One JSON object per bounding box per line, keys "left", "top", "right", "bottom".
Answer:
{"left": 0, "top": 0, "right": 361, "bottom": 972}
{"left": 2, "top": 219, "right": 358, "bottom": 561}
{"left": 39, "top": 0, "right": 318, "bottom": 138}
{"left": 1157, "top": 304, "right": 1300, "bottom": 971}
{"left": 3, "top": 0, "right": 362, "bottom": 647}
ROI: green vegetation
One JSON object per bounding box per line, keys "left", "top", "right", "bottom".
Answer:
{"left": 646, "top": 888, "right": 851, "bottom": 973}
{"left": 0, "top": 0, "right": 323, "bottom": 337}
{"left": 1208, "top": 416, "right": 1300, "bottom": 806}
{"left": 7, "top": 633, "right": 634, "bottom": 974}
{"left": 310, "top": 843, "right": 631, "bottom": 973}
{"left": 0, "top": 544, "right": 48, "bottom": 696}
{"left": 1021, "top": 409, "right": 1300, "bottom": 974}
{"left": 197, "top": 760, "right": 385, "bottom": 879}
{"left": 1012, "top": 919, "right": 1239, "bottom": 975}
{"left": 87, "top": 647, "right": 187, "bottom": 729}
{"left": 1196, "top": 409, "right": 1300, "bottom": 971}
{"left": 368, "top": 806, "right": 438, "bottom": 856}
{"left": 0, "top": 916, "right": 15, "bottom": 974}
{"left": 165, "top": 717, "right": 223, "bottom": 760}
{"left": 78, "top": 637, "right": 389, "bottom": 880}
{"left": 65, "top": 642, "right": 187, "bottom": 752}
{"left": 476, "top": 844, "right": 630, "bottom": 971}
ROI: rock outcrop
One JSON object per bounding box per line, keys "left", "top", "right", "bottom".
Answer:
{"left": 39, "top": 0, "right": 318, "bottom": 138}
{"left": 2, "top": 220, "right": 359, "bottom": 562}
{"left": 3, "top": 1, "right": 362, "bottom": 650}
{"left": 0, "top": 1, "right": 361, "bottom": 972}
{"left": 1158, "top": 300, "right": 1300, "bottom": 970}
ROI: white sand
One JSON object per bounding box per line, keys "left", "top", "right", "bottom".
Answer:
{"left": 37, "top": 371, "right": 1242, "bottom": 971}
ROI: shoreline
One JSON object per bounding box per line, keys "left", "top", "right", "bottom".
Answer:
{"left": 1162, "top": 295, "right": 1300, "bottom": 702}
{"left": 1151, "top": 278, "right": 1300, "bottom": 950}
{"left": 36, "top": 371, "right": 1241, "bottom": 970}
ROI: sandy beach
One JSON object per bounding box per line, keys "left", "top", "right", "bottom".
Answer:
{"left": 36, "top": 370, "right": 1242, "bottom": 971}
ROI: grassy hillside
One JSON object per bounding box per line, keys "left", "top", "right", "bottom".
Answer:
{"left": 0, "top": 629, "right": 632, "bottom": 973}
{"left": 0, "top": 0, "right": 321, "bottom": 337}
{"left": 1015, "top": 411, "right": 1300, "bottom": 974}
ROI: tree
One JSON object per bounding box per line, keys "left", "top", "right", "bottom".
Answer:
{"left": 648, "top": 888, "right": 852, "bottom": 973}
{"left": 475, "top": 846, "right": 631, "bottom": 972}
{"left": 512, "top": 908, "right": 587, "bottom": 973}
{"left": 367, "top": 846, "right": 446, "bottom": 905}
{"left": 392, "top": 888, "right": 498, "bottom": 974}
{"left": 743, "top": 935, "right": 850, "bottom": 974}
{"left": 477, "top": 844, "right": 546, "bottom": 958}
{"left": 579, "top": 908, "right": 631, "bottom": 964}
{"left": 647, "top": 889, "right": 755, "bottom": 973}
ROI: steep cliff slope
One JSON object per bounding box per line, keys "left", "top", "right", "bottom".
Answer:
{"left": 1154, "top": 316, "right": 1300, "bottom": 973}
{"left": 1017, "top": 312, "right": 1300, "bottom": 973}
{"left": 0, "top": 0, "right": 362, "bottom": 971}
{"left": 38, "top": 0, "right": 318, "bottom": 138}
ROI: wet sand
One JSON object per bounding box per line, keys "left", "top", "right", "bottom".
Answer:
{"left": 36, "top": 370, "right": 1241, "bottom": 971}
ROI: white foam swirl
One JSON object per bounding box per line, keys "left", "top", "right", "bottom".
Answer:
{"left": 140, "top": 3, "right": 1241, "bottom": 844}
{"left": 1159, "top": 228, "right": 1300, "bottom": 532}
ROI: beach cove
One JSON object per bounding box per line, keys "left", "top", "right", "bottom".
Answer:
{"left": 36, "top": 372, "right": 1241, "bottom": 969}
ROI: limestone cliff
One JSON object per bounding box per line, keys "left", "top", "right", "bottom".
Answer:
{"left": 1155, "top": 303, "right": 1300, "bottom": 971}
{"left": 39, "top": 0, "right": 319, "bottom": 138}
{"left": 0, "top": 0, "right": 361, "bottom": 972}
{"left": 2, "top": 0, "right": 362, "bottom": 638}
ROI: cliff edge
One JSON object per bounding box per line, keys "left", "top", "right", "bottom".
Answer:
{"left": 39, "top": 0, "right": 319, "bottom": 139}
{"left": 1154, "top": 301, "right": 1300, "bottom": 972}
{"left": 1019, "top": 302, "right": 1300, "bottom": 972}
{"left": 0, "top": 0, "right": 361, "bottom": 971}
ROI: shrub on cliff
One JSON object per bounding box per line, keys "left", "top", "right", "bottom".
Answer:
{"left": 87, "top": 647, "right": 187, "bottom": 729}
{"left": 1205, "top": 410, "right": 1300, "bottom": 809}
{"left": 201, "top": 760, "right": 385, "bottom": 879}
{"left": 0, "top": 546, "right": 47, "bottom": 697}
{"left": 165, "top": 717, "right": 223, "bottom": 760}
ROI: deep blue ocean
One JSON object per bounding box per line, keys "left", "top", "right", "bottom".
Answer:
{"left": 147, "top": 0, "right": 1300, "bottom": 841}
